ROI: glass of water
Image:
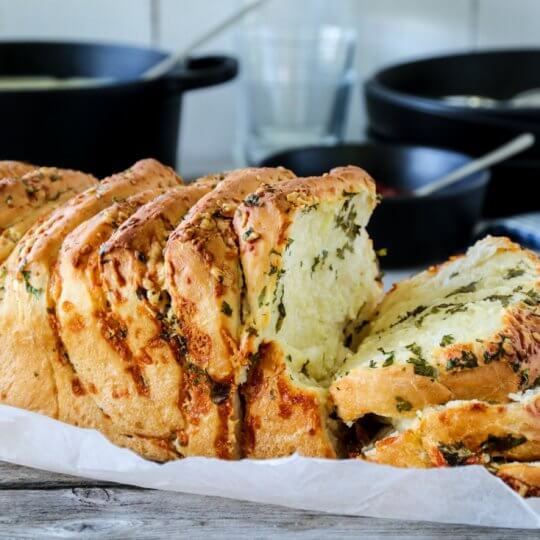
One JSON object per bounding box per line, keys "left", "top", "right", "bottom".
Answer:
{"left": 237, "top": 24, "right": 357, "bottom": 165}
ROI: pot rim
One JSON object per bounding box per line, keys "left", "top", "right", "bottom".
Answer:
{"left": 262, "top": 142, "right": 490, "bottom": 201}
{"left": 366, "top": 47, "right": 540, "bottom": 117}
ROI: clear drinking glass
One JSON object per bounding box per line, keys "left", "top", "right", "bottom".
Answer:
{"left": 237, "top": 24, "right": 357, "bottom": 164}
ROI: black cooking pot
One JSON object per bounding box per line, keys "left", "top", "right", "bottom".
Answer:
{"left": 0, "top": 41, "right": 238, "bottom": 177}
{"left": 365, "top": 49, "right": 540, "bottom": 217}
{"left": 260, "top": 143, "right": 489, "bottom": 267}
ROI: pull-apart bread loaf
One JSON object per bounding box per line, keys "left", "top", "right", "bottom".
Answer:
{"left": 0, "top": 153, "right": 538, "bottom": 495}
{"left": 235, "top": 166, "right": 382, "bottom": 458}
{"left": 0, "top": 167, "right": 97, "bottom": 264}
{"left": 55, "top": 189, "right": 174, "bottom": 433}
{"left": 363, "top": 387, "right": 540, "bottom": 468}
{"left": 0, "top": 159, "right": 181, "bottom": 460}
{"left": 331, "top": 236, "right": 540, "bottom": 424}
{"left": 58, "top": 175, "right": 219, "bottom": 456}
{"left": 165, "top": 167, "right": 296, "bottom": 458}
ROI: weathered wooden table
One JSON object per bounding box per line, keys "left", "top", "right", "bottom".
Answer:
{"left": 0, "top": 461, "right": 537, "bottom": 539}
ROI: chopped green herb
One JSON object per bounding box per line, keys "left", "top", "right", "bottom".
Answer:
{"left": 221, "top": 301, "right": 233, "bottom": 316}
{"left": 485, "top": 294, "right": 512, "bottom": 307}
{"left": 445, "top": 280, "right": 479, "bottom": 298}
{"left": 504, "top": 267, "right": 525, "bottom": 280}
{"left": 378, "top": 348, "right": 395, "bottom": 367}
{"left": 376, "top": 248, "right": 388, "bottom": 257}
{"left": 311, "top": 250, "right": 328, "bottom": 273}
{"left": 523, "top": 289, "right": 540, "bottom": 306}
{"left": 21, "top": 270, "right": 42, "bottom": 298}
{"left": 335, "top": 198, "right": 362, "bottom": 239}
{"left": 406, "top": 343, "right": 423, "bottom": 357}
{"left": 244, "top": 193, "right": 261, "bottom": 207}
{"left": 369, "top": 359, "right": 376, "bottom": 368}
{"left": 483, "top": 335, "right": 509, "bottom": 364}
{"left": 446, "top": 350, "right": 478, "bottom": 371}
{"left": 391, "top": 305, "right": 427, "bottom": 328}
{"left": 395, "top": 396, "right": 412, "bottom": 412}
{"left": 406, "top": 343, "right": 436, "bottom": 378}
{"left": 481, "top": 434, "right": 527, "bottom": 453}
{"left": 438, "top": 443, "right": 474, "bottom": 466}
{"left": 336, "top": 241, "right": 353, "bottom": 260}
{"left": 440, "top": 334, "right": 455, "bottom": 347}
{"left": 258, "top": 286, "right": 267, "bottom": 308}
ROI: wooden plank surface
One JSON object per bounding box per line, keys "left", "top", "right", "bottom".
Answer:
{"left": 0, "top": 461, "right": 537, "bottom": 539}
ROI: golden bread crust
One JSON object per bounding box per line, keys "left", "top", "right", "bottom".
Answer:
{"left": 331, "top": 237, "right": 540, "bottom": 423}
{"left": 236, "top": 166, "right": 381, "bottom": 458}
{"left": 364, "top": 392, "right": 540, "bottom": 468}
{"left": 164, "top": 168, "right": 295, "bottom": 458}
{"left": 55, "top": 189, "right": 170, "bottom": 436}
{"left": 0, "top": 160, "right": 35, "bottom": 179}
{"left": 0, "top": 159, "right": 181, "bottom": 426}
{"left": 66, "top": 182, "right": 215, "bottom": 450}
{"left": 0, "top": 168, "right": 97, "bottom": 263}
{"left": 243, "top": 343, "right": 341, "bottom": 458}
{"left": 165, "top": 167, "right": 296, "bottom": 383}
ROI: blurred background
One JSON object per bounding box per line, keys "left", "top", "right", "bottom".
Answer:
{"left": 1, "top": 0, "right": 539, "bottom": 267}
{"left": 0, "top": 0, "right": 530, "bottom": 177}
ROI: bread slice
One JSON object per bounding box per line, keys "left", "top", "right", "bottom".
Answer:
{"left": 0, "top": 159, "right": 181, "bottom": 458}
{"left": 165, "top": 167, "right": 295, "bottom": 458}
{"left": 496, "top": 462, "right": 540, "bottom": 497}
{"left": 0, "top": 160, "right": 35, "bottom": 179}
{"left": 55, "top": 188, "right": 173, "bottom": 432}
{"left": 59, "top": 177, "right": 218, "bottom": 452}
{"left": 331, "top": 236, "right": 540, "bottom": 423}
{"left": 362, "top": 388, "right": 540, "bottom": 468}
{"left": 235, "top": 166, "right": 382, "bottom": 458}
{"left": 0, "top": 168, "right": 97, "bottom": 264}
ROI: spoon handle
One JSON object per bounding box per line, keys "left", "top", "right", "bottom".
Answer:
{"left": 414, "top": 133, "right": 535, "bottom": 196}
{"left": 142, "top": 0, "right": 267, "bottom": 80}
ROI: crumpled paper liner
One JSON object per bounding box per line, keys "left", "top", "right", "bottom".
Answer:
{"left": 1, "top": 404, "right": 538, "bottom": 528}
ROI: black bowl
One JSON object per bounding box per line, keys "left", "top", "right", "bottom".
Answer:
{"left": 0, "top": 41, "right": 237, "bottom": 177}
{"left": 260, "top": 143, "right": 490, "bottom": 267}
{"left": 364, "top": 49, "right": 540, "bottom": 217}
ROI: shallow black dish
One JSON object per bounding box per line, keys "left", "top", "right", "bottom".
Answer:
{"left": 0, "top": 41, "right": 238, "bottom": 177}
{"left": 260, "top": 143, "right": 490, "bottom": 267}
{"left": 364, "top": 49, "right": 540, "bottom": 217}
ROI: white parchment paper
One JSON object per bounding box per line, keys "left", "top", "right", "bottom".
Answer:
{"left": 0, "top": 405, "right": 538, "bottom": 528}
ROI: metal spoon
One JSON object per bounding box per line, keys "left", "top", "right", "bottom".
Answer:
{"left": 414, "top": 133, "right": 535, "bottom": 197}
{"left": 142, "top": 0, "right": 268, "bottom": 80}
